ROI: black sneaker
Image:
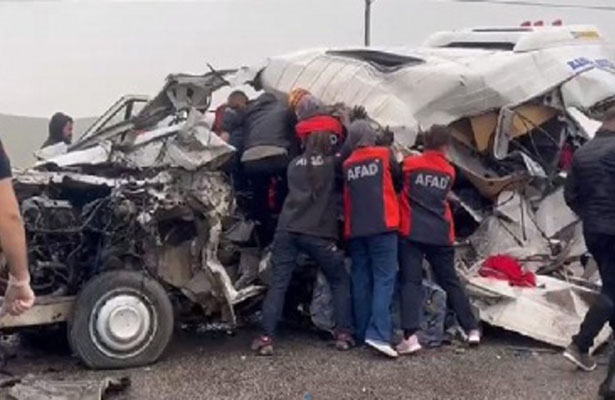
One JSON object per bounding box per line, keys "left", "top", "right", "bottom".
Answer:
{"left": 563, "top": 343, "right": 597, "bottom": 372}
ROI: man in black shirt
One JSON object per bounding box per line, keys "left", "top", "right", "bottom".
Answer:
{"left": 0, "top": 139, "right": 35, "bottom": 317}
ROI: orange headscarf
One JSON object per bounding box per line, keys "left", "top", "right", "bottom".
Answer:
{"left": 288, "top": 88, "right": 311, "bottom": 112}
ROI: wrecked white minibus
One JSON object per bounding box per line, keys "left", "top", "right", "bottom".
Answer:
{"left": 2, "top": 24, "right": 615, "bottom": 369}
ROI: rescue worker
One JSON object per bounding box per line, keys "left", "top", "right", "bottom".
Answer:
{"left": 251, "top": 129, "right": 353, "bottom": 356}
{"left": 343, "top": 120, "right": 402, "bottom": 358}
{"left": 397, "top": 125, "right": 480, "bottom": 355}
{"left": 42, "top": 112, "right": 73, "bottom": 148}
{"left": 0, "top": 138, "right": 35, "bottom": 317}
{"left": 563, "top": 107, "right": 615, "bottom": 373}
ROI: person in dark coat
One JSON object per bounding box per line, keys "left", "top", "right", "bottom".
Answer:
{"left": 42, "top": 112, "right": 73, "bottom": 148}
{"left": 240, "top": 93, "right": 298, "bottom": 245}
{"left": 563, "top": 108, "right": 615, "bottom": 373}
{"left": 251, "top": 128, "right": 353, "bottom": 356}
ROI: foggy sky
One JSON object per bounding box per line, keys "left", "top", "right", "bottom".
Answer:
{"left": 0, "top": 0, "right": 613, "bottom": 118}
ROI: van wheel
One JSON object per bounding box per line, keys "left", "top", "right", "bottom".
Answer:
{"left": 69, "top": 270, "right": 174, "bottom": 369}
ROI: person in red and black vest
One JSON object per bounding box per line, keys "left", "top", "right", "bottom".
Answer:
{"left": 343, "top": 120, "right": 402, "bottom": 358}
{"left": 397, "top": 125, "right": 480, "bottom": 355}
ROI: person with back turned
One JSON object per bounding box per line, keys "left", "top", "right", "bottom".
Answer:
{"left": 343, "top": 120, "right": 402, "bottom": 358}
{"left": 563, "top": 108, "right": 615, "bottom": 377}
{"left": 397, "top": 125, "right": 480, "bottom": 355}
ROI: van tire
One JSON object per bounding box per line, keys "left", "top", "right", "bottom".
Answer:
{"left": 68, "top": 270, "right": 174, "bottom": 369}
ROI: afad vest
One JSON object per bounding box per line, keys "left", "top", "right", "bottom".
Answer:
{"left": 343, "top": 146, "right": 399, "bottom": 238}
{"left": 399, "top": 151, "right": 455, "bottom": 246}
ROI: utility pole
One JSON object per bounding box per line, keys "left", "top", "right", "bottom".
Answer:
{"left": 364, "top": 0, "right": 375, "bottom": 47}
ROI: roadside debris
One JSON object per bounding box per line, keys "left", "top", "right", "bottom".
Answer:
{"left": 7, "top": 375, "right": 129, "bottom": 400}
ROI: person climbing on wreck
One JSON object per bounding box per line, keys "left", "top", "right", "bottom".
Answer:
{"left": 41, "top": 112, "right": 73, "bottom": 148}
{"left": 343, "top": 119, "right": 402, "bottom": 358}
{"left": 397, "top": 125, "right": 480, "bottom": 354}
{"left": 563, "top": 107, "right": 615, "bottom": 375}
{"left": 251, "top": 127, "right": 353, "bottom": 356}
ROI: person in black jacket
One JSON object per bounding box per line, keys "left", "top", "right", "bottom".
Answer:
{"left": 563, "top": 108, "right": 615, "bottom": 373}
{"left": 240, "top": 93, "right": 298, "bottom": 245}
{"left": 251, "top": 130, "right": 353, "bottom": 356}
{"left": 41, "top": 112, "right": 73, "bottom": 148}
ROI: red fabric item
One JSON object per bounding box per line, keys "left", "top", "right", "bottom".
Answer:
{"left": 295, "top": 115, "right": 344, "bottom": 140}
{"left": 213, "top": 104, "right": 228, "bottom": 134}
{"left": 559, "top": 142, "right": 574, "bottom": 171}
{"left": 479, "top": 255, "right": 537, "bottom": 287}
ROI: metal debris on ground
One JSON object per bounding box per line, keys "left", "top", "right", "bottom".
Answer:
{"left": 7, "top": 376, "right": 130, "bottom": 400}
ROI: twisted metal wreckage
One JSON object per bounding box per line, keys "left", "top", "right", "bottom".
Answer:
{"left": 5, "top": 25, "right": 615, "bottom": 370}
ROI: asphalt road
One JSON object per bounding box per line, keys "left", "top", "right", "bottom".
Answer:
{"left": 0, "top": 327, "right": 608, "bottom": 400}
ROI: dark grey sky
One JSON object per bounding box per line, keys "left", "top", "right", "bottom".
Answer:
{"left": 0, "top": 0, "right": 613, "bottom": 117}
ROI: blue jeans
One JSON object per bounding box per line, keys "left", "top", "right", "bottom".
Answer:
{"left": 261, "top": 231, "right": 353, "bottom": 338}
{"left": 349, "top": 232, "right": 398, "bottom": 344}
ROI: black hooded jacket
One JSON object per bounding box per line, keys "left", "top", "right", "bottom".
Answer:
{"left": 241, "top": 93, "right": 298, "bottom": 156}
{"left": 564, "top": 130, "right": 615, "bottom": 235}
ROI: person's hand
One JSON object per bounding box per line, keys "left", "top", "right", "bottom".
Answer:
{"left": 349, "top": 105, "right": 368, "bottom": 122}
{"left": 1, "top": 275, "right": 35, "bottom": 318}
{"left": 219, "top": 131, "right": 231, "bottom": 143}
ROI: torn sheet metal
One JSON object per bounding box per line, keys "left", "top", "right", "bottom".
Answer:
{"left": 164, "top": 111, "right": 236, "bottom": 171}
{"left": 465, "top": 274, "right": 610, "bottom": 349}
{"left": 561, "top": 66, "right": 615, "bottom": 111}
{"left": 40, "top": 112, "right": 235, "bottom": 172}
{"left": 72, "top": 71, "right": 235, "bottom": 152}
{"left": 33, "top": 142, "right": 67, "bottom": 162}
{"left": 469, "top": 191, "right": 552, "bottom": 262}
{"left": 0, "top": 296, "right": 74, "bottom": 329}
{"left": 8, "top": 376, "right": 129, "bottom": 400}
{"left": 567, "top": 107, "right": 601, "bottom": 138}
{"left": 535, "top": 187, "right": 580, "bottom": 238}
{"left": 447, "top": 142, "right": 527, "bottom": 200}
{"left": 13, "top": 170, "right": 173, "bottom": 190}
{"left": 35, "top": 141, "right": 112, "bottom": 169}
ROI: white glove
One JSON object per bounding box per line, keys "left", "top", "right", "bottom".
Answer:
{"left": 1, "top": 275, "right": 35, "bottom": 318}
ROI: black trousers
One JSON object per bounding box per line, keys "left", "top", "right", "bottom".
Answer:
{"left": 261, "top": 231, "right": 353, "bottom": 338}
{"left": 573, "top": 231, "right": 615, "bottom": 353}
{"left": 399, "top": 238, "right": 478, "bottom": 334}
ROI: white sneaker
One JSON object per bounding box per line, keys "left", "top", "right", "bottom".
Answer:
{"left": 396, "top": 334, "right": 422, "bottom": 355}
{"left": 468, "top": 329, "right": 481, "bottom": 346}
{"left": 365, "top": 338, "right": 398, "bottom": 358}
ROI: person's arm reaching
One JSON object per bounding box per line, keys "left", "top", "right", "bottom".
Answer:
{"left": 0, "top": 141, "right": 34, "bottom": 316}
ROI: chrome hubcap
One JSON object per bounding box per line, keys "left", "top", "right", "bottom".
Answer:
{"left": 91, "top": 291, "right": 156, "bottom": 358}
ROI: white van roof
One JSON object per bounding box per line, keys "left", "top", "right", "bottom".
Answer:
{"left": 424, "top": 25, "right": 604, "bottom": 52}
